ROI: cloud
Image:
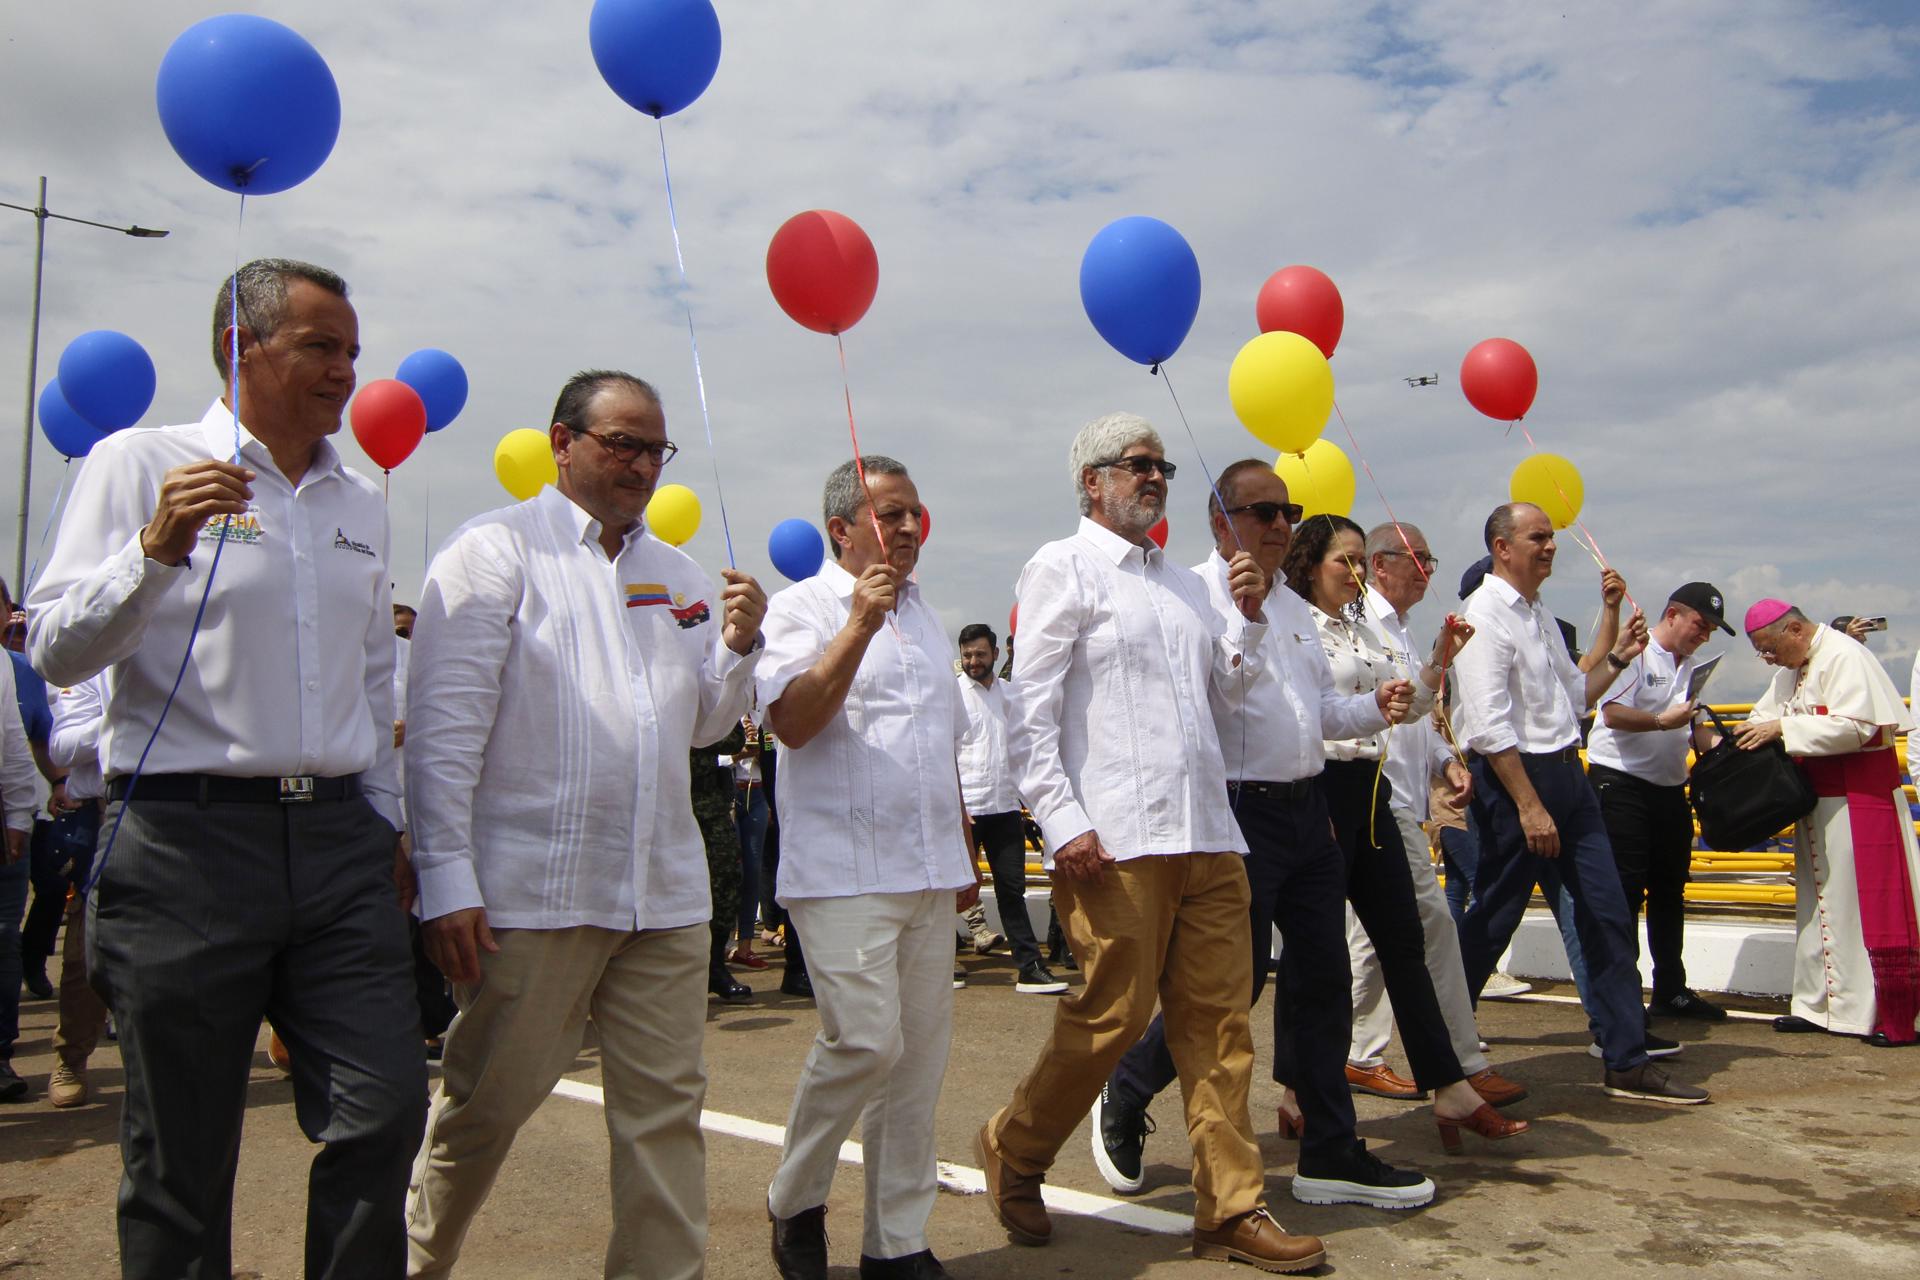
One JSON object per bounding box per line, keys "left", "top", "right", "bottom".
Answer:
{"left": 1, "top": 1, "right": 1916, "bottom": 704}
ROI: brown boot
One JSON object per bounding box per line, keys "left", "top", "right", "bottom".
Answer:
{"left": 975, "top": 1123, "right": 1050, "bottom": 1246}
{"left": 1192, "top": 1207, "right": 1326, "bottom": 1273}
{"left": 1465, "top": 1067, "right": 1529, "bottom": 1107}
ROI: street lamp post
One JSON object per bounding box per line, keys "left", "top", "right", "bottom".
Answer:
{"left": 2, "top": 176, "right": 168, "bottom": 590}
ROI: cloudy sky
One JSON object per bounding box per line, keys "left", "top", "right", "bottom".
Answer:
{"left": 3, "top": 1, "right": 1917, "bottom": 700}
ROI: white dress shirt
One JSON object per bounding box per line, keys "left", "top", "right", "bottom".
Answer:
{"left": 956, "top": 672, "right": 1021, "bottom": 814}
{"left": 1209, "top": 556, "right": 1383, "bottom": 784}
{"left": 1585, "top": 635, "right": 1698, "bottom": 786}
{"left": 1452, "top": 573, "right": 1598, "bottom": 756}
{"left": 1359, "top": 585, "right": 1454, "bottom": 820}
{"left": 47, "top": 674, "right": 107, "bottom": 802}
{"left": 27, "top": 401, "right": 401, "bottom": 826}
{"left": 1007, "top": 520, "right": 1266, "bottom": 865}
{"left": 1313, "top": 599, "right": 1439, "bottom": 765}
{"left": 0, "top": 658, "right": 38, "bottom": 833}
{"left": 757, "top": 560, "right": 973, "bottom": 901}
{"left": 405, "top": 485, "right": 758, "bottom": 930}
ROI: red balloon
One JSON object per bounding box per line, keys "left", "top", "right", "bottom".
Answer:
{"left": 766, "top": 210, "right": 879, "bottom": 334}
{"left": 1008, "top": 602, "right": 1018, "bottom": 637}
{"left": 1255, "top": 266, "right": 1344, "bottom": 359}
{"left": 1147, "top": 516, "right": 1169, "bottom": 549}
{"left": 1460, "top": 338, "right": 1538, "bottom": 421}
{"left": 350, "top": 379, "right": 427, "bottom": 471}
{"left": 918, "top": 504, "right": 930, "bottom": 547}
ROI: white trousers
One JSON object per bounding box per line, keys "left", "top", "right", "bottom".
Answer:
{"left": 1348, "top": 807, "right": 1489, "bottom": 1075}
{"left": 770, "top": 890, "right": 956, "bottom": 1260}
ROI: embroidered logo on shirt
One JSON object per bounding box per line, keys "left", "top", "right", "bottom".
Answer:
{"left": 669, "top": 599, "right": 710, "bottom": 629}
{"left": 625, "top": 583, "right": 673, "bottom": 609}
{"left": 196, "top": 510, "right": 263, "bottom": 545}
{"left": 626, "top": 583, "right": 708, "bottom": 628}
{"left": 333, "top": 528, "right": 376, "bottom": 557}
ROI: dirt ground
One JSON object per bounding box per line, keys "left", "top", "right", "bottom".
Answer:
{"left": 5, "top": 947, "right": 1918, "bottom": 1279}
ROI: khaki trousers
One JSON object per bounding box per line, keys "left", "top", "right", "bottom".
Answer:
{"left": 54, "top": 889, "right": 107, "bottom": 1069}
{"left": 986, "top": 851, "right": 1264, "bottom": 1228}
{"left": 406, "top": 923, "right": 709, "bottom": 1280}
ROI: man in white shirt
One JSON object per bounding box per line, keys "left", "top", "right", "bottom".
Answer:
{"left": 0, "top": 653, "right": 39, "bottom": 1104}
{"left": 979, "top": 417, "right": 1325, "bottom": 1273}
{"left": 1452, "top": 502, "right": 1709, "bottom": 1104}
{"left": 44, "top": 674, "right": 109, "bottom": 1108}
{"left": 1585, "top": 582, "right": 1731, "bottom": 1024}
{"left": 758, "top": 455, "right": 977, "bottom": 1280}
{"left": 28, "top": 259, "right": 424, "bottom": 1277}
{"left": 956, "top": 622, "right": 1062, "bottom": 994}
{"left": 403, "top": 370, "right": 765, "bottom": 1279}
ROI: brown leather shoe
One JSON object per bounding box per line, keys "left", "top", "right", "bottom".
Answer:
{"left": 1466, "top": 1067, "right": 1529, "bottom": 1107}
{"left": 975, "top": 1123, "right": 1050, "bottom": 1245}
{"left": 1345, "top": 1062, "right": 1425, "bottom": 1100}
{"left": 1192, "top": 1207, "right": 1326, "bottom": 1273}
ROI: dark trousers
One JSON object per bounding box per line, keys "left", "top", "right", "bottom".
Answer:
{"left": 734, "top": 782, "right": 768, "bottom": 941}
{"left": 90, "top": 792, "right": 427, "bottom": 1280}
{"left": 1315, "top": 758, "right": 1466, "bottom": 1090}
{"left": 20, "top": 819, "right": 65, "bottom": 968}
{"left": 1460, "top": 752, "right": 1649, "bottom": 1071}
{"left": 1589, "top": 763, "right": 1692, "bottom": 1004}
{"left": 1110, "top": 781, "right": 1358, "bottom": 1165}
{"left": 972, "top": 810, "right": 1043, "bottom": 968}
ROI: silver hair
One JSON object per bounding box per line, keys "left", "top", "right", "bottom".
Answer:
{"left": 1069, "top": 412, "right": 1163, "bottom": 515}
{"left": 1365, "top": 521, "right": 1427, "bottom": 561}
{"left": 823, "top": 455, "right": 909, "bottom": 559}
{"left": 212, "top": 258, "right": 348, "bottom": 378}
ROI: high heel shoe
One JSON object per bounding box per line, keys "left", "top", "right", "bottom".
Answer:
{"left": 1276, "top": 1104, "right": 1304, "bottom": 1141}
{"left": 1435, "top": 1104, "right": 1529, "bottom": 1154}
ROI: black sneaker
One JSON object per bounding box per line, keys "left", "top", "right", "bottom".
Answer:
{"left": 952, "top": 967, "right": 968, "bottom": 990}
{"left": 22, "top": 965, "right": 51, "bottom": 1000}
{"left": 1292, "top": 1139, "right": 1436, "bottom": 1209}
{"left": 0, "top": 1061, "right": 28, "bottom": 1104}
{"left": 1603, "top": 1062, "right": 1710, "bottom": 1105}
{"left": 859, "top": 1249, "right": 952, "bottom": 1279}
{"left": 1590, "top": 1031, "right": 1680, "bottom": 1060}
{"left": 1015, "top": 962, "right": 1068, "bottom": 994}
{"left": 1648, "top": 990, "right": 1728, "bottom": 1022}
{"left": 1090, "top": 1083, "right": 1153, "bottom": 1194}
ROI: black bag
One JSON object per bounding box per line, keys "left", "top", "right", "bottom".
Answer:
{"left": 1688, "top": 706, "right": 1817, "bottom": 851}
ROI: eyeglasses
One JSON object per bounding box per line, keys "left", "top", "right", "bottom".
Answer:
{"left": 573, "top": 429, "right": 678, "bottom": 467}
{"left": 1381, "top": 549, "right": 1440, "bottom": 570}
{"left": 1226, "top": 501, "right": 1303, "bottom": 526}
{"left": 1096, "top": 456, "right": 1177, "bottom": 480}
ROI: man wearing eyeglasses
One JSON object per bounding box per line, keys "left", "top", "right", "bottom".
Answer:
{"left": 404, "top": 369, "right": 767, "bottom": 1279}
{"left": 979, "top": 418, "right": 1328, "bottom": 1272}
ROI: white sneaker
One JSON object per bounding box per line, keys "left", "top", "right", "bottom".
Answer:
{"left": 49, "top": 1063, "right": 88, "bottom": 1109}
{"left": 1481, "top": 973, "right": 1531, "bottom": 1000}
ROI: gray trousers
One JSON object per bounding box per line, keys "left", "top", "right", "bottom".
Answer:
{"left": 89, "top": 791, "right": 427, "bottom": 1280}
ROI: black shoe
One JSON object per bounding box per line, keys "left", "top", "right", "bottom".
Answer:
{"left": 770, "top": 1203, "right": 828, "bottom": 1280}
{"left": 1090, "top": 1082, "right": 1153, "bottom": 1194}
{"left": 859, "top": 1249, "right": 952, "bottom": 1279}
{"left": 1015, "top": 962, "right": 1068, "bottom": 994}
{"left": 779, "top": 970, "right": 815, "bottom": 999}
{"left": 1866, "top": 1031, "right": 1920, "bottom": 1048}
{"left": 1590, "top": 1031, "right": 1680, "bottom": 1060}
{"left": 710, "top": 971, "right": 751, "bottom": 1003}
{"left": 1292, "top": 1139, "right": 1436, "bottom": 1210}
{"left": 1603, "top": 1061, "right": 1710, "bottom": 1104}
{"left": 1648, "top": 990, "right": 1728, "bottom": 1022}
{"left": 0, "top": 1061, "right": 28, "bottom": 1103}
{"left": 21, "top": 966, "right": 51, "bottom": 1000}
{"left": 1774, "top": 1014, "right": 1822, "bottom": 1033}
{"left": 1057, "top": 950, "right": 1078, "bottom": 972}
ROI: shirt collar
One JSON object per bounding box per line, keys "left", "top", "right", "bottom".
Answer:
{"left": 1364, "top": 584, "right": 1410, "bottom": 629}
{"left": 539, "top": 484, "right": 646, "bottom": 556}
{"left": 197, "top": 399, "right": 343, "bottom": 482}
{"left": 1077, "top": 515, "right": 1159, "bottom": 567}
{"left": 1480, "top": 573, "right": 1531, "bottom": 613}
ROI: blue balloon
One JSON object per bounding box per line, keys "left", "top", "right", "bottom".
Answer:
{"left": 396, "top": 349, "right": 470, "bottom": 433}
{"left": 589, "top": 0, "right": 722, "bottom": 119}
{"left": 57, "top": 330, "right": 156, "bottom": 432}
{"left": 768, "top": 519, "right": 825, "bottom": 583}
{"left": 1078, "top": 216, "right": 1202, "bottom": 366}
{"left": 38, "top": 381, "right": 108, "bottom": 459}
{"left": 155, "top": 15, "right": 341, "bottom": 195}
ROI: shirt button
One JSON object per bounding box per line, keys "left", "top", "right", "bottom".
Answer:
{"left": 307, "top": 680, "right": 319, "bottom": 691}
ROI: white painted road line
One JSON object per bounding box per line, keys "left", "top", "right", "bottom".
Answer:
{"left": 1507, "top": 991, "right": 1780, "bottom": 1023}
{"left": 548, "top": 1077, "right": 1193, "bottom": 1236}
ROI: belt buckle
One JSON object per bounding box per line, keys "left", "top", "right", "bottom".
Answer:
{"left": 278, "top": 776, "right": 316, "bottom": 803}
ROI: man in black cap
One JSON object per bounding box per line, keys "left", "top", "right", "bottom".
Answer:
{"left": 1582, "top": 583, "right": 1732, "bottom": 1022}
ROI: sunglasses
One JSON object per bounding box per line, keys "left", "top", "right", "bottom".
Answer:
{"left": 1226, "top": 501, "right": 1304, "bottom": 525}
{"left": 573, "top": 429, "right": 679, "bottom": 467}
{"left": 1380, "top": 549, "right": 1440, "bottom": 570}
{"left": 1096, "top": 456, "right": 1177, "bottom": 480}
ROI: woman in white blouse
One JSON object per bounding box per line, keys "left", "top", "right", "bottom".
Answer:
{"left": 1282, "top": 514, "right": 1527, "bottom": 1154}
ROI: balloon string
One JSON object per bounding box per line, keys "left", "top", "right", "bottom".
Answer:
{"left": 834, "top": 334, "right": 901, "bottom": 639}
{"left": 655, "top": 117, "right": 735, "bottom": 569}
{"left": 1514, "top": 421, "right": 1636, "bottom": 613}
{"left": 24, "top": 461, "right": 74, "bottom": 593}
{"left": 422, "top": 475, "right": 431, "bottom": 577}
{"left": 1331, "top": 400, "right": 1430, "bottom": 587}
{"left": 89, "top": 191, "right": 250, "bottom": 898}
{"left": 1152, "top": 362, "right": 1242, "bottom": 553}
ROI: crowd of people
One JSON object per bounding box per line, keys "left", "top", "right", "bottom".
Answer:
{"left": 4, "top": 256, "right": 1919, "bottom": 1279}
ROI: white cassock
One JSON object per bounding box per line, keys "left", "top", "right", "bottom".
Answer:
{"left": 1747, "top": 625, "right": 1920, "bottom": 1039}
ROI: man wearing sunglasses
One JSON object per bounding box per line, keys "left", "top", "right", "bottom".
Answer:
{"left": 980, "top": 417, "right": 1328, "bottom": 1272}
{"left": 404, "top": 369, "right": 767, "bottom": 1279}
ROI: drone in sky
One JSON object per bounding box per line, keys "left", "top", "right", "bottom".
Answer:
{"left": 1404, "top": 374, "right": 1440, "bottom": 388}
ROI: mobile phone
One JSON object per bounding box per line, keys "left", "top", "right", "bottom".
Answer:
{"left": 1865, "top": 616, "right": 1889, "bottom": 631}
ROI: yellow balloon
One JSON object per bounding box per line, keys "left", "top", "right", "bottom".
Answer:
{"left": 1510, "top": 453, "right": 1585, "bottom": 529}
{"left": 1273, "top": 438, "right": 1356, "bottom": 519}
{"left": 1228, "top": 330, "right": 1335, "bottom": 454}
{"left": 646, "top": 483, "right": 702, "bottom": 547}
{"left": 493, "top": 428, "right": 557, "bottom": 501}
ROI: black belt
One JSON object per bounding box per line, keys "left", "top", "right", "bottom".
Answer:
{"left": 107, "top": 773, "right": 363, "bottom": 805}
{"left": 1230, "top": 778, "right": 1317, "bottom": 802}
{"left": 1465, "top": 745, "right": 1582, "bottom": 766}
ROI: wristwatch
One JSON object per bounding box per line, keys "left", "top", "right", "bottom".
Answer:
{"left": 1605, "top": 652, "right": 1628, "bottom": 671}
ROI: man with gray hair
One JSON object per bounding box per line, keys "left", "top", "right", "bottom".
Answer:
{"left": 30, "top": 258, "right": 424, "bottom": 1277}
{"left": 760, "top": 455, "right": 978, "bottom": 1280}
{"left": 979, "top": 416, "right": 1326, "bottom": 1272}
